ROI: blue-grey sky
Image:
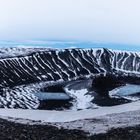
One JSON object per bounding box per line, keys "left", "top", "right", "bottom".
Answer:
{"left": 0, "top": 0, "right": 140, "bottom": 45}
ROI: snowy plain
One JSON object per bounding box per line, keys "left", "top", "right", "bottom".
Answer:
{"left": 0, "top": 100, "right": 139, "bottom": 123}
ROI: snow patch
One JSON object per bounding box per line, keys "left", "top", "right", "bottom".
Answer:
{"left": 64, "top": 87, "right": 95, "bottom": 110}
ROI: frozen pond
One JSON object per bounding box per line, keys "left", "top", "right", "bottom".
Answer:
{"left": 33, "top": 92, "right": 70, "bottom": 100}
{"left": 110, "top": 84, "right": 140, "bottom": 96}
{"left": 33, "top": 84, "right": 140, "bottom": 110}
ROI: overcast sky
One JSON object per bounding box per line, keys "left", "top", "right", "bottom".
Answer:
{"left": 0, "top": 0, "right": 140, "bottom": 45}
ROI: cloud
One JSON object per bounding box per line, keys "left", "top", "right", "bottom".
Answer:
{"left": 0, "top": 0, "right": 140, "bottom": 45}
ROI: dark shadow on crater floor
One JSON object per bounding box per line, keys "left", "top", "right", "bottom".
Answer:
{"left": 38, "top": 99, "right": 73, "bottom": 110}
{"left": 92, "top": 96, "right": 131, "bottom": 106}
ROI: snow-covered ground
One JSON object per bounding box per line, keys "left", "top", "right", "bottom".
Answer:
{"left": 63, "top": 79, "right": 94, "bottom": 110}
{"left": 64, "top": 88, "right": 95, "bottom": 110}
{"left": 0, "top": 100, "right": 139, "bottom": 123}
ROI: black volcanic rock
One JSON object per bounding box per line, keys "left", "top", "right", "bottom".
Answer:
{"left": 92, "top": 75, "right": 125, "bottom": 97}
{"left": 0, "top": 48, "right": 140, "bottom": 108}
{"left": 38, "top": 99, "right": 73, "bottom": 110}
{"left": 0, "top": 48, "right": 140, "bottom": 88}
{"left": 92, "top": 96, "right": 131, "bottom": 106}
{"left": 41, "top": 84, "right": 65, "bottom": 93}
{"left": 0, "top": 117, "right": 139, "bottom": 140}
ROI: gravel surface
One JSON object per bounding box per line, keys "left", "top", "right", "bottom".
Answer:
{"left": 0, "top": 118, "right": 89, "bottom": 140}
{"left": 0, "top": 110, "right": 140, "bottom": 139}
{"left": 0, "top": 117, "right": 140, "bottom": 140}
{"left": 54, "top": 110, "right": 140, "bottom": 135}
